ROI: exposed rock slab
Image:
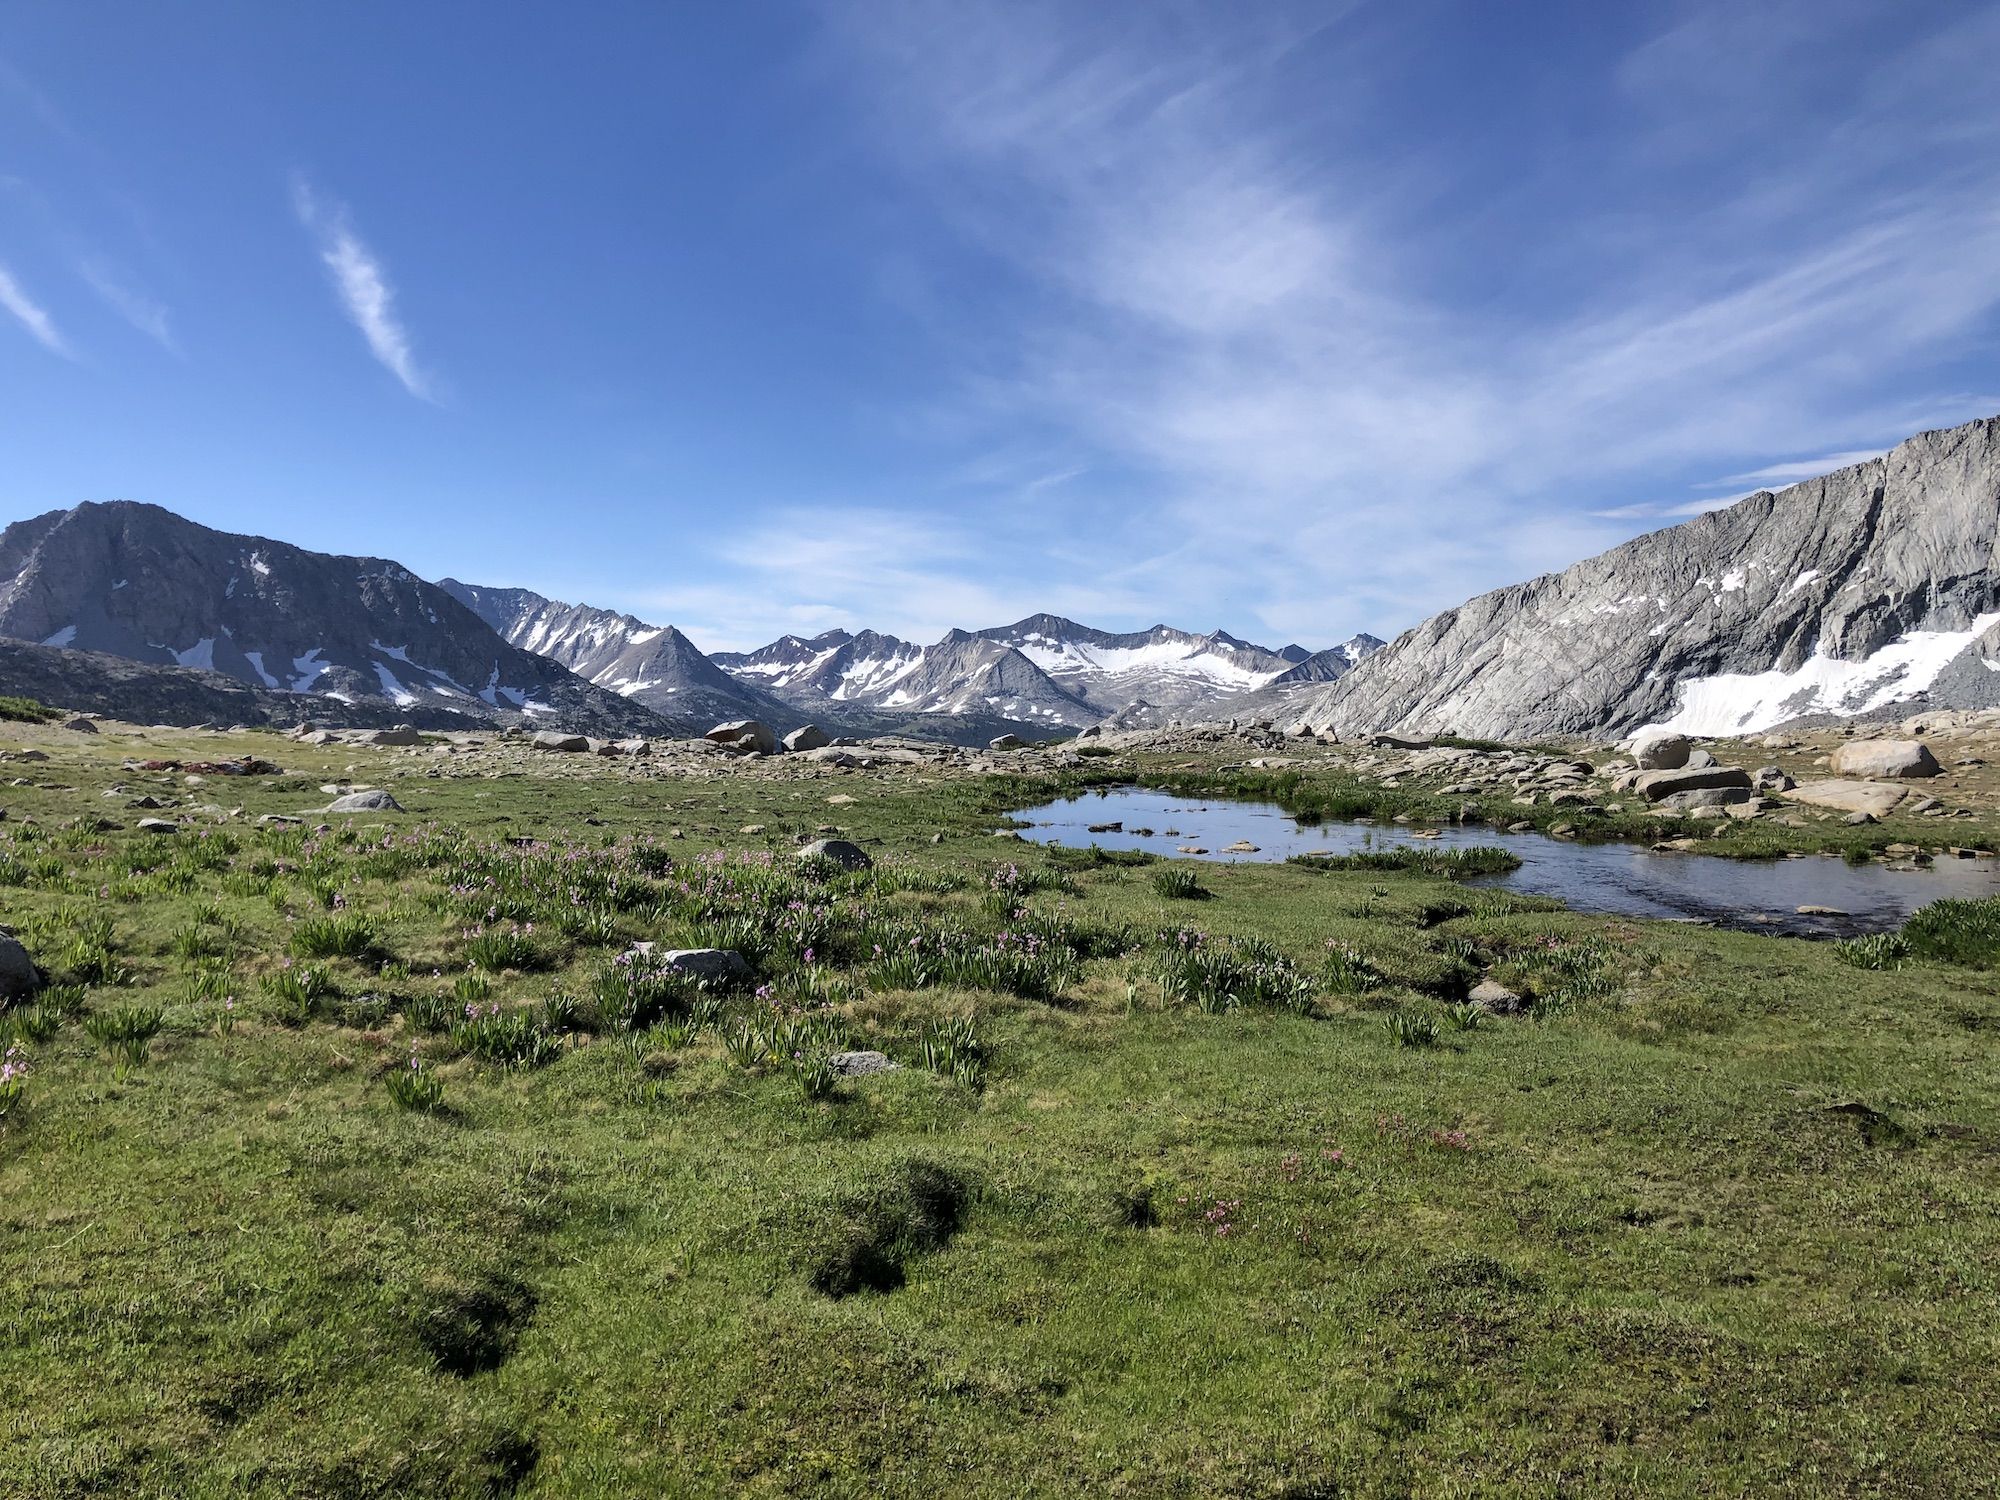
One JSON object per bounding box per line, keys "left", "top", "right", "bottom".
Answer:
{"left": 1782, "top": 780, "right": 1910, "bottom": 818}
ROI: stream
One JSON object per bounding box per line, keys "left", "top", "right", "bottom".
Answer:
{"left": 1013, "top": 787, "right": 2000, "bottom": 937}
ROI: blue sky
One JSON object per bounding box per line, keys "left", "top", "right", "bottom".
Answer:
{"left": 2, "top": 1, "right": 1998, "bottom": 653}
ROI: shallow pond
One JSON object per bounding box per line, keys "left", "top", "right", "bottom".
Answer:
{"left": 1014, "top": 787, "right": 2000, "bottom": 937}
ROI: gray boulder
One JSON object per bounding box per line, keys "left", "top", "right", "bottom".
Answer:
{"left": 799, "top": 838, "right": 871, "bottom": 872}
{"left": 136, "top": 817, "right": 180, "bottom": 834}
{"left": 61, "top": 715, "right": 99, "bottom": 734}
{"left": 326, "top": 789, "right": 405, "bottom": 813}
{"left": 1630, "top": 731, "right": 1690, "bottom": 770}
{"left": 989, "top": 733, "right": 1025, "bottom": 750}
{"left": 1657, "top": 786, "right": 1754, "bottom": 810}
{"left": 783, "top": 724, "right": 831, "bottom": 753}
{"left": 530, "top": 731, "right": 590, "bottom": 753}
{"left": 1685, "top": 748, "right": 1717, "bottom": 770}
{"left": 358, "top": 726, "right": 421, "bottom": 747}
{"left": 1634, "top": 766, "right": 1754, "bottom": 802}
{"left": 827, "top": 1050, "right": 898, "bottom": 1077}
{"left": 1468, "top": 978, "right": 1521, "bottom": 1013}
{"left": 659, "top": 948, "right": 750, "bottom": 982}
{"left": 0, "top": 931, "right": 42, "bottom": 1003}
{"left": 1829, "top": 740, "right": 1941, "bottom": 779}
{"left": 705, "top": 720, "right": 777, "bottom": 755}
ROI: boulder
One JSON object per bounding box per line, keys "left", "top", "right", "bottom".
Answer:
{"left": 358, "top": 726, "right": 421, "bottom": 747}
{"left": 61, "top": 716, "right": 99, "bottom": 734}
{"left": 989, "top": 734, "right": 1025, "bottom": 751}
{"left": 1634, "top": 766, "right": 1753, "bottom": 802}
{"left": 1468, "top": 978, "right": 1521, "bottom": 1014}
{"left": 827, "top": 1050, "right": 898, "bottom": 1077}
{"left": 136, "top": 817, "right": 180, "bottom": 834}
{"left": 326, "top": 789, "right": 405, "bottom": 813}
{"left": 705, "top": 720, "right": 777, "bottom": 755}
{"left": 1656, "top": 786, "right": 1754, "bottom": 811}
{"left": 611, "top": 738, "right": 652, "bottom": 756}
{"left": 1782, "top": 780, "right": 1909, "bottom": 819}
{"left": 1829, "top": 740, "right": 1942, "bottom": 779}
{"left": 530, "top": 731, "right": 590, "bottom": 753}
{"left": 783, "top": 724, "right": 831, "bottom": 753}
{"left": 1685, "top": 748, "right": 1717, "bottom": 770}
{"left": 658, "top": 948, "right": 750, "bottom": 982}
{"left": 1630, "top": 731, "right": 1690, "bottom": 770}
{"left": 0, "top": 931, "right": 41, "bottom": 1002}
{"left": 1368, "top": 734, "right": 1433, "bottom": 750}
{"left": 799, "top": 838, "right": 871, "bottom": 872}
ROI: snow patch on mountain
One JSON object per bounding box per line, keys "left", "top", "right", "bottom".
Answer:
{"left": 244, "top": 650, "right": 280, "bottom": 689}
{"left": 1014, "top": 634, "right": 1283, "bottom": 689}
{"left": 1644, "top": 612, "right": 2000, "bottom": 736}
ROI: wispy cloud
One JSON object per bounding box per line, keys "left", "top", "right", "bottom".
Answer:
{"left": 796, "top": 0, "right": 2000, "bottom": 647}
{"left": 77, "top": 257, "right": 176, "bottom": 353}
{"left": 1590, "top": 492, "right": 1755, "bottom": 522}
{"left": 0, "top": 261, "right": 72, "bottom": 358}
{"left": 291, "top": 176, "right": 433, "bottom": 400}
{"left": 1713, "top": 449, "right": 1887, "bottom": 487}
{"left": 643, "top": 506, "right": 1157, "bottom": 652}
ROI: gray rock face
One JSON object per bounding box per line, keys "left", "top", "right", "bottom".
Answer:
{"left": 0, "top": 502, "right": 668, "bottom": 736}
{"left": 799, "top": 838, "right": 871, "bottom": 871}
{"left": 1291, "top": 415, "right": 2000, "bottom": 740}
{"left": 1635, "top": 766, "right": 1754, "bottom": 802}
{"left": 326, "top": 789, "right": 404, "bottom": 813}
{"left": 1829, "top": 740, "right": 1941, "bottom": 779}
{"left": 1631, "top": 732, "right": 1690, "bottom": 770}
{"left": 0, "top": 931, "right": 42, "bottom": 1002}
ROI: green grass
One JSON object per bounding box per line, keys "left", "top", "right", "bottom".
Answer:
{"left": 1289, "top": 843, "right": 1522, "bottom": 877}
{"left": 0, "top": 725, "right": 1998, "bottom": 1495}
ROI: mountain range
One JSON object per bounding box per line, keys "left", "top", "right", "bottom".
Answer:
{"left": 9, "top": 409, "right": 2000, "bottom": 744}
{"left": 0, "top": 501, "right": 1355, "bottom": 739}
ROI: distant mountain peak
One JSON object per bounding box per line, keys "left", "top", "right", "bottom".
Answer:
{"left": 438, "top": 578, "right": 798, "bottom": 733}
{"left": 0, "top": 504, "right": 664, "bottom": 733}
